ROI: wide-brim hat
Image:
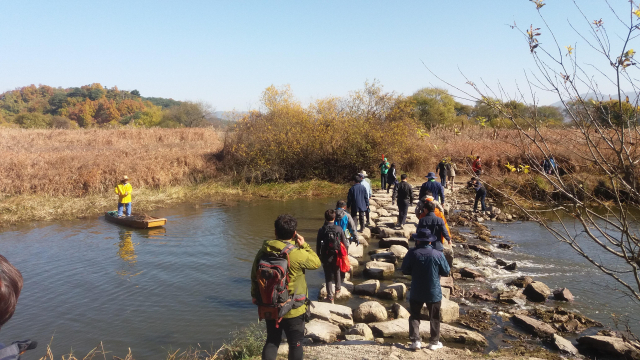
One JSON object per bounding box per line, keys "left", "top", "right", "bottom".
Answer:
{"left": 122, "top": 175, "right": 129, "bottom": 181}
{"left": 413, "top": 228, "right": 437, "bottom": 242}
{"left": 425, "top": 172, "right": 436, "bottom": 179}
{"left": 361, "top": 170, "right": 368, "bottom": 178}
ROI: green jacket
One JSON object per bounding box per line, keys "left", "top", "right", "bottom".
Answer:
{"left": 251, "top": 239, "right": 321, "bottom": 319}
{"left": 380, "top": 161, "right": 390, "bottom": 175}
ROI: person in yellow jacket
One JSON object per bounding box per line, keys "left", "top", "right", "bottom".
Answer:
{"left": 115, "top": 175, "right": 132, "bottom": 217}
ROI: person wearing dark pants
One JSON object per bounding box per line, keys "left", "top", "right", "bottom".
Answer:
{"left": 386, "top": 164, "right": 397, "bottom": 193}
{"left": 392, "top": 174, "right": 414, "bottom": 228}
{"left": 379, "top": 158, "right": 390, "bottom": 190}
{"left": 473, "top": 178, "right": 487, "bottom": 212}
{"left": 401, "top": 228, "right": 451, "bottom": 351}
{"left": 347, "top": 175, "right": 369, "bottom": 232}
{"left": 263, "top": 315, "right": 305, "bottom": 360}
{"left": 251, "top": 215, "right": 321, "bottom": 360}
{"left": 436, "top": 159, "right": 447, "bottom": 188}
{"left": 316, "top": 210, "right": 349, "bottom": 303}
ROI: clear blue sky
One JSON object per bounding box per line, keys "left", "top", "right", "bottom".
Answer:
{"left": 0, "top": 0, "right": 630, "bottom": 110}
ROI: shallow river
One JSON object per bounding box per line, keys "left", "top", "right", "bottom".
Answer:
{"left": 0, "top": 198, "right": 638, "bottom": 359}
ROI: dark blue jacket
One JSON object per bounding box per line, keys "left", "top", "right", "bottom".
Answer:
{"left": 347, "top": 182, "right": 369, "bottom": 212}
{"left": 418, "top": 180, "right": 445, "bottom": 204}
{"left": 401, "top": 243, "right": 450, "bottom": 303}
{"left": 417, "top": 212, "right": 450, "bottom": 251}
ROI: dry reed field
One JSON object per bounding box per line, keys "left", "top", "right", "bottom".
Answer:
{"left": 0, "top": 128, "right": 221, "bottom": 196}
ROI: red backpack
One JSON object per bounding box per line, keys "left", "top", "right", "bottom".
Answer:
{"left": 255, "top": 243, "right": 304, "bottom": 325}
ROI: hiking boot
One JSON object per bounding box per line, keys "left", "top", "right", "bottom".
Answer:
{"left": 428, "top": 342, "right": 443, "bottom": 351}
{"left": 409, "top": 341, "right": 422, "bottom": 351}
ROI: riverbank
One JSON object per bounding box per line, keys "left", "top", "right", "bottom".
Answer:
{"left": 0, "top": 179, "right": 348, "bottom": 225}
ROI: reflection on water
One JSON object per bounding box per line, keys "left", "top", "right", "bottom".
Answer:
{"left": 116, "top": 230, "right": 139, "bottom": 278}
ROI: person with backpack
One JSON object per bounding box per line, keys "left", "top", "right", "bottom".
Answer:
{"left": 334, "top": 200, "right": 357, "bottom": 244}
{"left": 379, "top": 157, "right": 390, "bottom": 190}
{"left": 316, "top": 210, "right": 349, "bottom": 304}
{"left": 401, "top": 228, "right": 451, "bottom": 351}
{"left": 435, "top": 159, "right": 448, "bottom": 188}
{"left": 347, "top": 175, "right": 369, "bottom": 232}
{"left": 386, "top": 164, "right": 397, "bottom": 193}
{"left": 414, "top": 191, "right": 444, "bottom": 218}
{"left": 391, "top": 174, "right": 414, "bottom": 228}
{"left": 0, "top": 254, "right": 38, "bottom": 360}
{"left": 251, "top": 214, "right": 321, "bottom": 360}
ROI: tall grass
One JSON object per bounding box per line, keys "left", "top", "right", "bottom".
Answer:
{"left": 0, "top": 128, "right": 220, "bottom": 196}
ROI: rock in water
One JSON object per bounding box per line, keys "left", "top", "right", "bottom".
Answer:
{"left": 368, "top": 319, "right": 487, "bottom": 347}
{"left": 378, "top": 237, "right": 409, "bottom": 248}
{"left": 354, "top": 279, "right": 380, "bottom": 296}
{"left": 392, "top": 303, "right": 410, "bottom": 319}
{"left": 421, "top": 297, "right": 459, "bottom": 323}
{"left": 370, "top": 252, "right": 396, "bottom": 264}
{"left": 318, "top": 283, "right": 352, "bottom": 301}
{"left": 389, "top": 245, "right": 408, "bottom": 259}
{"left": 364, "top": 261, "right": 395, "bottom": 279}
{"left": 577, "top": 335, "right": 640, "bottom": 359}
{"left": 377, "top": 283, "right": 407, "bottom": 300}
{"left": 348, "top": 243, "right": 364, "bottom": 258}
{"left": 468, "top": 244, "right": 491, "bottom": 255}
{"left": 523, "top": 281, "right": 551, "bottom": 302}
{"left": 508, "top": 276, "right": 533, "bottom": 288}
{"left": 348, "top": 255, "right": 359, "bottom": 269}
{"left": 353, "top": 301, "right": 388, "bottom": 323}
{"left": 553, "top": 287, "right": 574, "bottom": 302}
{"left": 460, "top": 267, "right": 484, "bottom": 279}
{"left": 552, "top": 334, "right": 578, "bottom": 355}
{"left": 305, "top": 319, "right": 342, "bottom": 343}
{"left": 512, "top": 314, "right": 557, "bottom": 338}
{"left": 496, "top": 259, "right": 508, "bottom": 266}
{"left": 503, "top": 262, "right": 517, "bottom": 271}
{"left": 361, "top": 227, "right": 372, "bottom": 240}
{"left": 346, "top": 323, "right": 374, "bottom": 340}
{"left": 309, "top": 301, "right": 354, "bottom": 328}
{"left": 497, "top": 243, "right": 513, "bottom": 250}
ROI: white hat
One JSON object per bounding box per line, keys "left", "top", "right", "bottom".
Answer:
{"left": 360, "top": 170, "right": 368, "bottom": 177}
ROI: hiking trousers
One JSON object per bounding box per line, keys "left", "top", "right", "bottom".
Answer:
{"left": 474, "top": 189, "right": 487, "bottom": 212}
{"left": 381, "top": 174, "right": 387, "bottom": 190}
{"left": 263, "top": 314, "right": 305, "bottom": 360}
{"left": 351, "top": 208, "right": 365, "bottom": 232}
{"left": 409, "top": 300, "right": 441, "bottom": 344}
{"left": 397, "top": 200, "right": 410, "bottom": 226}
{"left": 440, "top": 174, "right": 447, "bottom": 188}
{"left": 323, "top": 262, "right": 341, "bottom": 300}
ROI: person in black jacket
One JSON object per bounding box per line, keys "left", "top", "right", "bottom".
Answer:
{"left": 435, "top": 159, "right": 448, "bottom": 188}
{"left": 473, "top": 178, "right": 487, "bottom": 212}
{"left": 347, "top": 175, "right": 369, "bottom": 232}
{"left": 386, "top": 163, "right": 397, "bottom": 193}
{"left": 392, "top": 174, "right": 414, "bottom": 228}
{"left": 316, "top": 210, "right": 349, "bottom": 303}
{"left": 416, "top": 201, "right": 451, "bottom": 251}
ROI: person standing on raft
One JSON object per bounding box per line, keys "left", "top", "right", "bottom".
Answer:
{"left": 115, "top": 175, "right": 133, "bottom": 217}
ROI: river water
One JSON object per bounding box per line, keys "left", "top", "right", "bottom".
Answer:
{"left": 0, "top": 198, "right": 638, "bottom": 359}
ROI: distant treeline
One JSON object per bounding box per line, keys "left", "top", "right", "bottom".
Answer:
{"left": 0, "top": 83, "right": 228, "bottom": 129}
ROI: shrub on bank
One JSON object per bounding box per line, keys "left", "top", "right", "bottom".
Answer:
{"left": 222, "top": 84, "right": 430, "bottom": 183}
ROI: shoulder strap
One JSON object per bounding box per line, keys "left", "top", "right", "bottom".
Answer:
{"left": 280, "top": 243, "right": 295, "bottom": 256}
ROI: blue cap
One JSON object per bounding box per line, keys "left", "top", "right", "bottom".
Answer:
{"left": 412, "top": 228, "right": 437, "bottom": 242}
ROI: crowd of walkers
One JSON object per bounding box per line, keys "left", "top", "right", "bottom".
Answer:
{"left": 249, "top": 155, "right": 491, "bottom": 358}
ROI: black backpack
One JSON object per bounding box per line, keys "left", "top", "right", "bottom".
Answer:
{"left": 320, "top": 226, "right": 342, "bottom": 262}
